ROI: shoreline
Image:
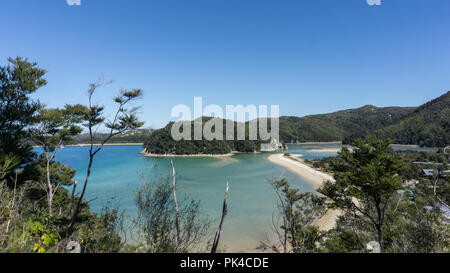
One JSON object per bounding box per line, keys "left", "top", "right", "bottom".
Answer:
{"left": 267, "top": 153, "right": 341, "bottom": 231}
{"left": 33, "top": 143, "right": 144, "bottom": 148}
{"left": 140, "top": 150, "right": 239, "bottom": 158}
{"left": 305, "top": 148, "right": 341, "bottom": 153}
{"left": 268, "top": 154, "right": 335, "bottom": 188}
{"left": 140, "top": 152, "right": 235, "bottom": 158}
{"left": 287, "top": 143, "right": 430, "bottom": 149}
{"left": 389, "top": 144, "right": 420, "bottom": 148}
{"left": 140, "top": 150, "right": 268, "bottom": 158}
{"left": 286, "top": 141, "right": 342, "bottom": 145}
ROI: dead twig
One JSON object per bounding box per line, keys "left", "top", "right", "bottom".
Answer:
{"left": 170, "top": 160, "right": 180, "bottom": 249}
{"left": 211, "top": 182, "right": 229, "bottom": 253}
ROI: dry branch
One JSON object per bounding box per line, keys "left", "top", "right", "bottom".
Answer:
{"left": 211, "top": 182, "right": 229, "bottom": 253}
{"left": 171, "top": 160, "right": 180, "bottom": 248}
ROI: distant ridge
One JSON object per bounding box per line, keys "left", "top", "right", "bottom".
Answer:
{"left": 72, "top": 128, "right": 154, "bottom": 144}
{"left": 373, "top": 91, "right": 450, "bottom": 147}
{"left": 277, "top": 105, "right": 416, "bottom": 144}
{"left": 81, "top": 92, "right": 448, "bottom": 148}
{"left": 276, "top": 91, "right": 449, "bottom": 147}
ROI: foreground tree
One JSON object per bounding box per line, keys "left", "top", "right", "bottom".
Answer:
{"left": 267, "top": 178, "right": 326, "bottom": 253}
{"left": 32, "top": 105, "right": 86, "bottom": 215}
{"left": 133, "top": 177, "right": 210, "bottom": 253}
{"left": 322, "top": 213, "right": 368, "bottom": 253}
{"left": 0, "top": 58, "right": 139, "bottom": 253}
{"left": 66, "top": 79, "right": 144, "bottom": 237}
{"left": 318, "top": 136, "right": 405, "bottom": 252}
{"left": 0, "top": 156, "right": 22, "bottom": 250}
{"left": 384, "top": 202, "right": 449, "bottom": 253}
{"left": 0, "top": 57, "right": 46, "bottom": 180}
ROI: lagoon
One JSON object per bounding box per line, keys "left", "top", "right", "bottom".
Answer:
{"left": 35, "top": 143, "right": 431, "bottom": 252}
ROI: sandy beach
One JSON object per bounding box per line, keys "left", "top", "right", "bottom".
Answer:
{"left": 268, "top": 154, "right": 334, "bottom": 188}
{"left": 389, "top": 144, "right": 420, "bottom": 148}
{"left": 267, "top": 153, "right": 341, "bottom": 231}
{"left": 140, "top": 150, "right": 265, "bottom": 158}
{"left": 286, "top": 141, "right": 342, "bottom": 145}
{"left": 33, "top": 143, "right": 144, "bottom": 148}
{"left": 71, "top": 143, "right": 144, "bottom": 147}
{"left": 140, "top": 151, "right": 235, "bottom": 158}
{"left": 305, "top": 148, "right": 341, "bottom": 153}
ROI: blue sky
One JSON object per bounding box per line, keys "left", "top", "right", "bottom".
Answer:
{"left": 1, "top": 0, "right": 449, "bottom": 129}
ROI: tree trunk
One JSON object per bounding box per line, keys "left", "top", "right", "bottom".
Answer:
{"left": 375, "top": 197, "right": 384, "bottom": 253}
{"left": 171, "top": 160, "right": 180, "bottom": 249}
{"left": 211, "top": 182, "right": 229, "bottom": 253}
{"left": 67, "top": 153, "right": 94, "bottom": 237}
{"left": 67, "top": 181, "right": 77, "bottom": 219}
{"left": 46, "top": 155, "right": 53, "bottom": 216}
{"left": 377, "top": 225, "right": 384, "bottom": 253}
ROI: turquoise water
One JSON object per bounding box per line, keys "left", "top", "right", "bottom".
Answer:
{"left": 37, "top": 145, "right": 317, "bottom": 252}
{"left": 285, "top": 143, "right": 342, "bottom": 159}
{"left": 35, "top": 143, "right": 432, "bottom": 251}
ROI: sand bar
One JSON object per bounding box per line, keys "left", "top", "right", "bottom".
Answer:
{"left": 33, "top": 143, "right": 144, "bottom": 148}
{"left": 140, "top": 151, "right": 234, "bottom": 158}
{"left": 305, "top": 148, "right": 341, "bottom": 153}
{"left": 285, "top": 141, "right": 342, "bottom": 145}
{"left": 71, "top": 143, "right": 143, "bottom": 146}
{"left": 268, "top": 154, "right": 334, "bottom": 188}
{"left": 267, "top": 153, "right": 341, "bottom": 231}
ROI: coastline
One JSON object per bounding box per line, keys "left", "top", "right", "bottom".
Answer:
{"left": 33, "top": 143, "right": 144, "bottom": 148}
{"left": 140, "top": 151, "right": 235, "bottom": 158}
{"left": 287, "top": 143, "right": 426, "bottom": 149}
{"left": 140, "top": 150, "right": 267, "bottom": 158}
{"left": 267, "top": 153, "right": 335, "bottom": 188}
{"left": 286, "top": 141, "right": 342, "bottom": 145}
{"left": 389, "top": 144, "right": 420, "bottom": 148}
{"left": 305, "top": 148, "right": 341, "bottom": 153}
{"left": 267, "top": 153, "right": 341, "bottom": 231}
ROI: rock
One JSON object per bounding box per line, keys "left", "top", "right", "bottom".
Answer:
{"left": 366, "top": 241, "right": 381, "bottom": 253}
{"left": 261, "top": 138, "right": 284, "bottom": 152}
{"left": 66, "top": 241, "right": 81, "bottom": 253}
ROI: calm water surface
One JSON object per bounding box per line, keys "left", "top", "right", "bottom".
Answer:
{"left": 37, "top": 145, "right": 318, "bottom": 251}
{"left": 35, "top": 143, "right": 431, "bottom": 251}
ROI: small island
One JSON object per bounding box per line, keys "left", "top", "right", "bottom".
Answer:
{"left": 142, "top": 118, "right": 284, "bottom": 157}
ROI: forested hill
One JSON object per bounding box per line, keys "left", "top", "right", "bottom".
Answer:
{"left": 143, "top": 118, "right": 270, "bottom": 155}
{"left": 278, "top": 105, "right": 416, "bottom": 144}
{"left": 373, "top": 91, "right": 450, "bottom": 147}
{"left": 71, "top": 129, "right": 154, "bottom": 144}
{"left": 142, "top": 91, "right": 449, "bottom": 150}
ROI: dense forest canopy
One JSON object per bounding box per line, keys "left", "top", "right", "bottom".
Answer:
{"left": 266, "top": 91, "right": 449, "bottom": 147}
{"left": 62, "top": 92, "right": 449, "bottom": 149}
{"left": 71, "top": 129, "right": 154, "bottom": 144}
{"left": 374, "top": 91, "right": 450, "bottom": 147}
{"left": 143, "top": 118, "right": 271, "bottom": 155}
{"left": 277, "top": 105, "right": 416, "bottom": 144}
{"left": 144, "top": 92, "right": 449, "bottom": 155}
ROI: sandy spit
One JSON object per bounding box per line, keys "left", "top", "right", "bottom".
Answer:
{"left": 267, "top": 153, "right": 341, "bottom": 231}
{"left": 33, "top": 143, "right": 144, "bottom": 148}
{"left": 304, "top": 148, "right": 341, "bottom": 153}
{"left": 140, "top": 151, "right": 234, "bottom": 158}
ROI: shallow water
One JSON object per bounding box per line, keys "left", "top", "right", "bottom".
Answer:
{"left": 35, "top": 143, "right": 432, "bottom": 252}
{"left": 36, "top": 145, "right": 316, "bottom": 252}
